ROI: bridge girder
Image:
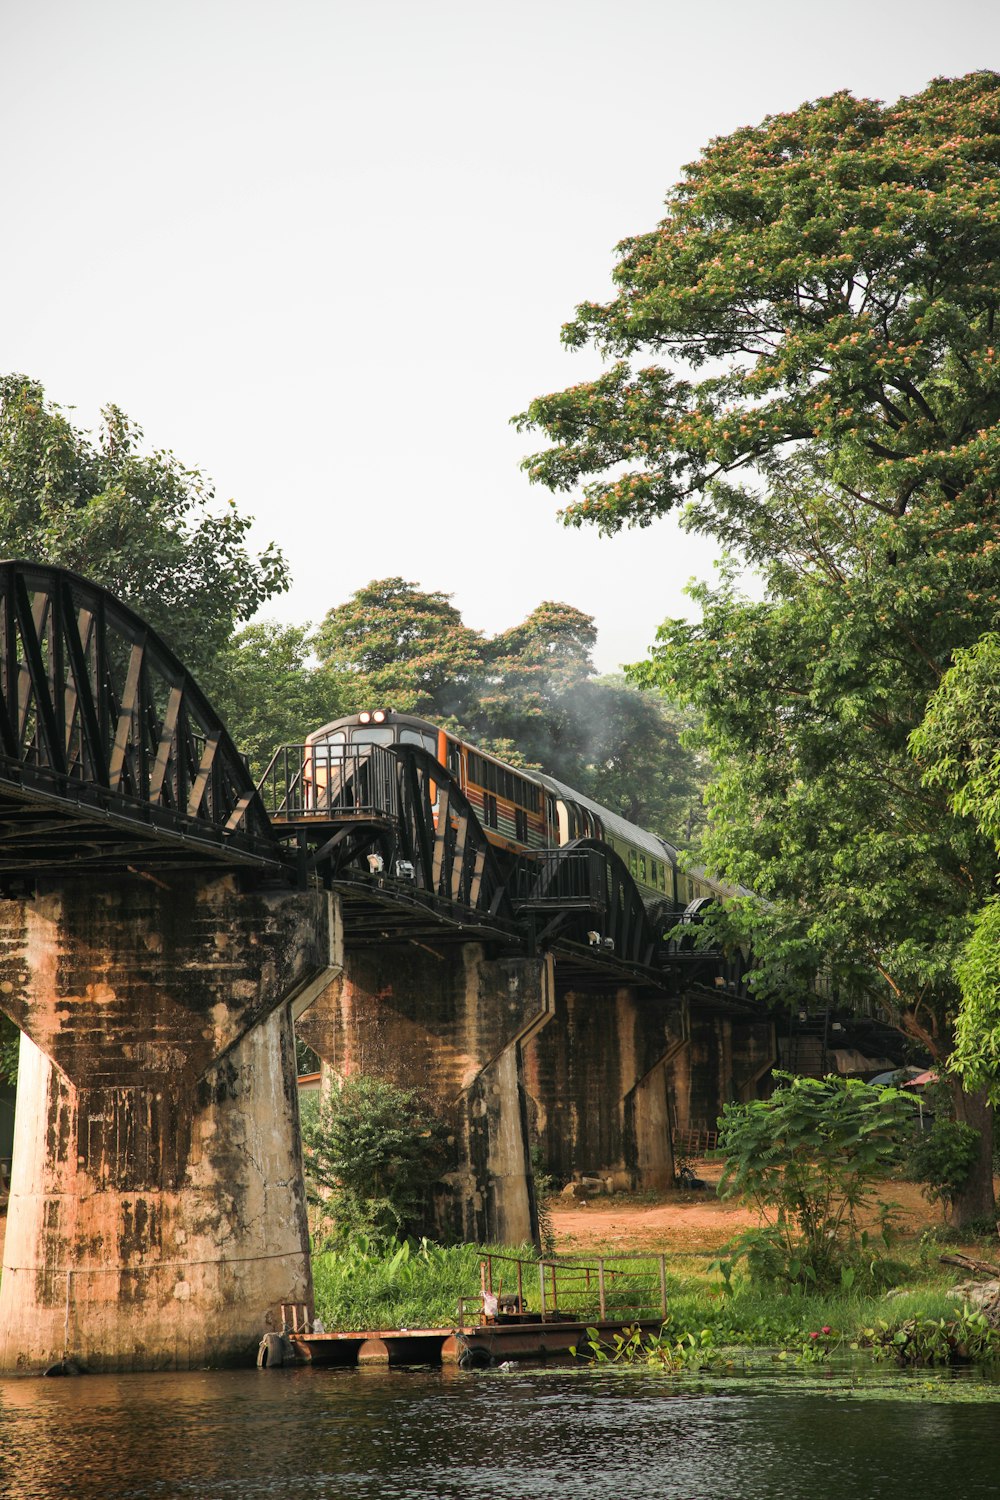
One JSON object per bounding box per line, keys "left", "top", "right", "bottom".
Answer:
{"left": 0, "top": 561, "right": 281, "bottom": 875}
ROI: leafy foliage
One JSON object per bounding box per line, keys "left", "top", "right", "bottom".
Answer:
{"left": 858, "top": 1307, "right": 1000, "bottom": 1366}
{"left": 515, "top": 72, "right": 1000, "bottom": 1220}
{"left": 312, "top": 580, "right": 706, "bottom": 837}
{"left": 211, "top": 620, "right": 346, "bottom": 779}
{"left": 915, "top": 644, "right": 1000, "bottom": 1094}
{"left": 0, "top": 375, "right": 288, "bottom": 694}
{"left": 311, "top": 1234, "right": 502, "bottom": 1332}
{"left": 0, "top": 1015, "right": 20, "bottom": 1087}
{"left": 914, "top": 633, "right": 1000, "bottom": 847}
{"left": 314, "top": 578, "right": 484, "bottom": 720}
{"left": 953, "top": 899, "right": 1000, "bottom": 1097}
{"left": 301, "top": 1074, "right": 451, "bottom": 1241}
{"left": 578, "top": 1320, "right": 726, "bottom": 1372}
{"left": 517, "top": 73, "right": 1000, "bottom": 538}
{"left": 716, "top": 1073, "right": 915, "bottom": 1290}
{"left": 908, "top": 1118, "right": 981, "bottom": 1213}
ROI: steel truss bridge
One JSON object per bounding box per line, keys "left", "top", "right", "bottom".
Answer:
{"left": 0, "top": 562, "right": 747, "bottom": 998}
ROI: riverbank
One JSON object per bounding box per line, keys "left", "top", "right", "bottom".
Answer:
{"left": 548, "top": 1166, "right": 952, "bottom": 1256}
{"left": 308, "top": 1162, "right": 1000, "bottom": 1365}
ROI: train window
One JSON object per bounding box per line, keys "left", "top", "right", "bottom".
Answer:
{"left": 310, "top": 731, "right": 346, "bottom": 760}
{"left": 351, "top": 727, "right": 394, "bottom": 746}
{"left": 483, "top": 793, "right": 498, "bottom": 829}
{"left": 629, "top": 850, "right": 638, "bottom": 877}
{"left": 515, "top": 807, "right": 528, "bottom": 842}
{"left": 400, "top": 729, "right": 436, "bottom": 753}
{"left": 650, "top": 859, "right": 657, "bottom": 884}
{"left": 639, "top": 855, "right": 647, "bottom": 883}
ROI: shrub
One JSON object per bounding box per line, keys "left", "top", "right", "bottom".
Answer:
{"left": 715, "top": 1071, "right": 916, "bottom": 1291}
{"left": 302, "top": 1073, "right": 450, "bottom": 1242}
{"left": 908, "top": 1118, "right": 980, "bottom": 1216}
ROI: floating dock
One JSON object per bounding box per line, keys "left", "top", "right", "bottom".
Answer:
{"left": 261, "top": 1251, "right": 671, "bottom": 1370}
{"left": 287, "top": 1315, "right": 664, "bottom": 1368}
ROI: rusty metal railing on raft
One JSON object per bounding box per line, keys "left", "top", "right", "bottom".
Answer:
{"left": 456, "top": 1250, "right": 670, "bottom": 1326}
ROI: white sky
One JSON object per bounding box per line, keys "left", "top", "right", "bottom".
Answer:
{"left": 2, "top": 0, "right": 998, "bottom": 672}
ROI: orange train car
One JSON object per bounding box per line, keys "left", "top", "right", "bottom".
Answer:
{"left": 304, "top": 709, "right": 724, "bottom": 914}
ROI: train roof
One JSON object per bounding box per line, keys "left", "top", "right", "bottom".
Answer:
{"left": 533, "top": 771, "right": 682, "bottom": 863}
{"left": 535, "top": 772, "right": 752, "bottom": 900}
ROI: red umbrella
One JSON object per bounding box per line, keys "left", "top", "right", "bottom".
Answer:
{"left": 904, "top": 1069, "right": 939, "bottom": 1087}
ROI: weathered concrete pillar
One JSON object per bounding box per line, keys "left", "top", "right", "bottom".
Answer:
{"left": 521, "top": 978, "right": 684, "bottom": 1191}
{"left": 296, "top": 943, "right": 554, "bottom": 1246}
{"left": 0, "top": 874, "right": 333, "bottom": 1374}
{"left": 665, "top": 1008, "right": 776, "bottom": 1140}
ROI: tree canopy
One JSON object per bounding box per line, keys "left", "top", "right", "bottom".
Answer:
{"left": 518, "top": 71, "right": 1000, "bottom": 1223}
{"left": 517, "top": 72, "right": 1000, "bottom": 542}
{"left": 211, "top": 620, "right": 347, "bottom": 779}
{"left": 0, "top": 375, "right": 289, "bottom": 694}
{"left": 314, "top": 578, "right": 484, "bottom": 720}
{"left": 311, "top": 580, "right": 705, "bottom": 839}
{"left": 914, "top": 634, "right": 1000, "bottom": 1097}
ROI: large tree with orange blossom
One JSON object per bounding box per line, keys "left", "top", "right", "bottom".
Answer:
{"left": 517, "top": 72, "right": 1000, "bottom": 541}
{"left": 518, "top": 72, "right": 1000, "bottom": 1225}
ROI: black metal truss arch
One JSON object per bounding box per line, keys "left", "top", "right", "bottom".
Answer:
{"left": 0, "top": 561, "right": 281, "bottom": 874}
{"left": 513, "top": 837, "right": 658, "bottom": 970}
{"left": 302, "top": 743, "right": 514, "bottom": 933}
{"left": 392, "top": 744, "right": 513, "bottom": 922}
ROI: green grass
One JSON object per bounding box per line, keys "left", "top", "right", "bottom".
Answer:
{"left": 311, "top": 1236, "right": 527, "bottom": 1331}
{"left": 310, "top": 1232, "right": 972, "bottom": 1348}
{"left": 659, "top": 1283, "right": 965, "bottom": 1349}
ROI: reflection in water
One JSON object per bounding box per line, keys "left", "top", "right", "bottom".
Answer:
{"left": 0, "top": 1363, "right": 998, "bottom": 1499}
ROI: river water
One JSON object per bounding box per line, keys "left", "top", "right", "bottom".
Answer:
{"left": 1, "top": 1362, "right": 999, "bottom": 1500}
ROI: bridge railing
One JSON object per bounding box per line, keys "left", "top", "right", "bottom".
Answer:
{"left": 258, "top": 744, "right": 399, "bottom": 822}
{"left": 509, "top": 848, "right": 608, "bottom": 914}
{"left": 456, "top": 1249, "right": 670, "bottom": 1325}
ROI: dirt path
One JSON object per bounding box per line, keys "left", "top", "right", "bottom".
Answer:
{"left": 549, "top": 1175, "right": 941, "bottom": 1257}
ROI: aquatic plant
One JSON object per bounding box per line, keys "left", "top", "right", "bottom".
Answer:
{"left": 857, "top": 1307, "right": 1000, "bottom": 1366}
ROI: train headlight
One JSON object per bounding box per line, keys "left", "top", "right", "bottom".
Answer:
{"left": 359, "top": 711, "right": 372, "bottom": 724}
{"left": 373, "top": 709, "right": 387, "bottom": 723}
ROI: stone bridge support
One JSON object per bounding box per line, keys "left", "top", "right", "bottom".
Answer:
{"left": 665, "top": 1009, "right": 777, "bottom": 1142}
{"left": 0, "top": 874, "right": 333, "bottom": 1374}
{"left": 296, "top": 941, "right": 554, "bottom": 1247}
{"left": 520, "top": 979, "right": 686, "bottom": 1192}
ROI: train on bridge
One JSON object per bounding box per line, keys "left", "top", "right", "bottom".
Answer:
{"left": 303, "top": 709, "right": 722, "bottom": 921}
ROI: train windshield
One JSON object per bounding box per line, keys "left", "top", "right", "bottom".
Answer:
{"left": 351, "top": 727, "right": 394, "bottom": 746}
{"left": 310, "top": 731, "right": 346, "bottom": 755}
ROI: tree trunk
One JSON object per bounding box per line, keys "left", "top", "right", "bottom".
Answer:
{"left": 950, "top": 1082, "right": 996, "bottom": 1229}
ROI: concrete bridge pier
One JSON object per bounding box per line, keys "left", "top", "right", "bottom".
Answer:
{"left": 521, "top": 979, "right": 685, "bottom": 1192}
{"left": 0, "top": 875, "right": 333, "bottom": 1374}
{"left": 665, "top": 1009, "right": 777, "bottom": 1142}
{"left": 296, "top": 942, "right": 555, "bottom": 1247}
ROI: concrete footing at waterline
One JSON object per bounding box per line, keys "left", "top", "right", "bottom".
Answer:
{"left": 0, "top": 876, "right": 334, "bottom": 1374}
